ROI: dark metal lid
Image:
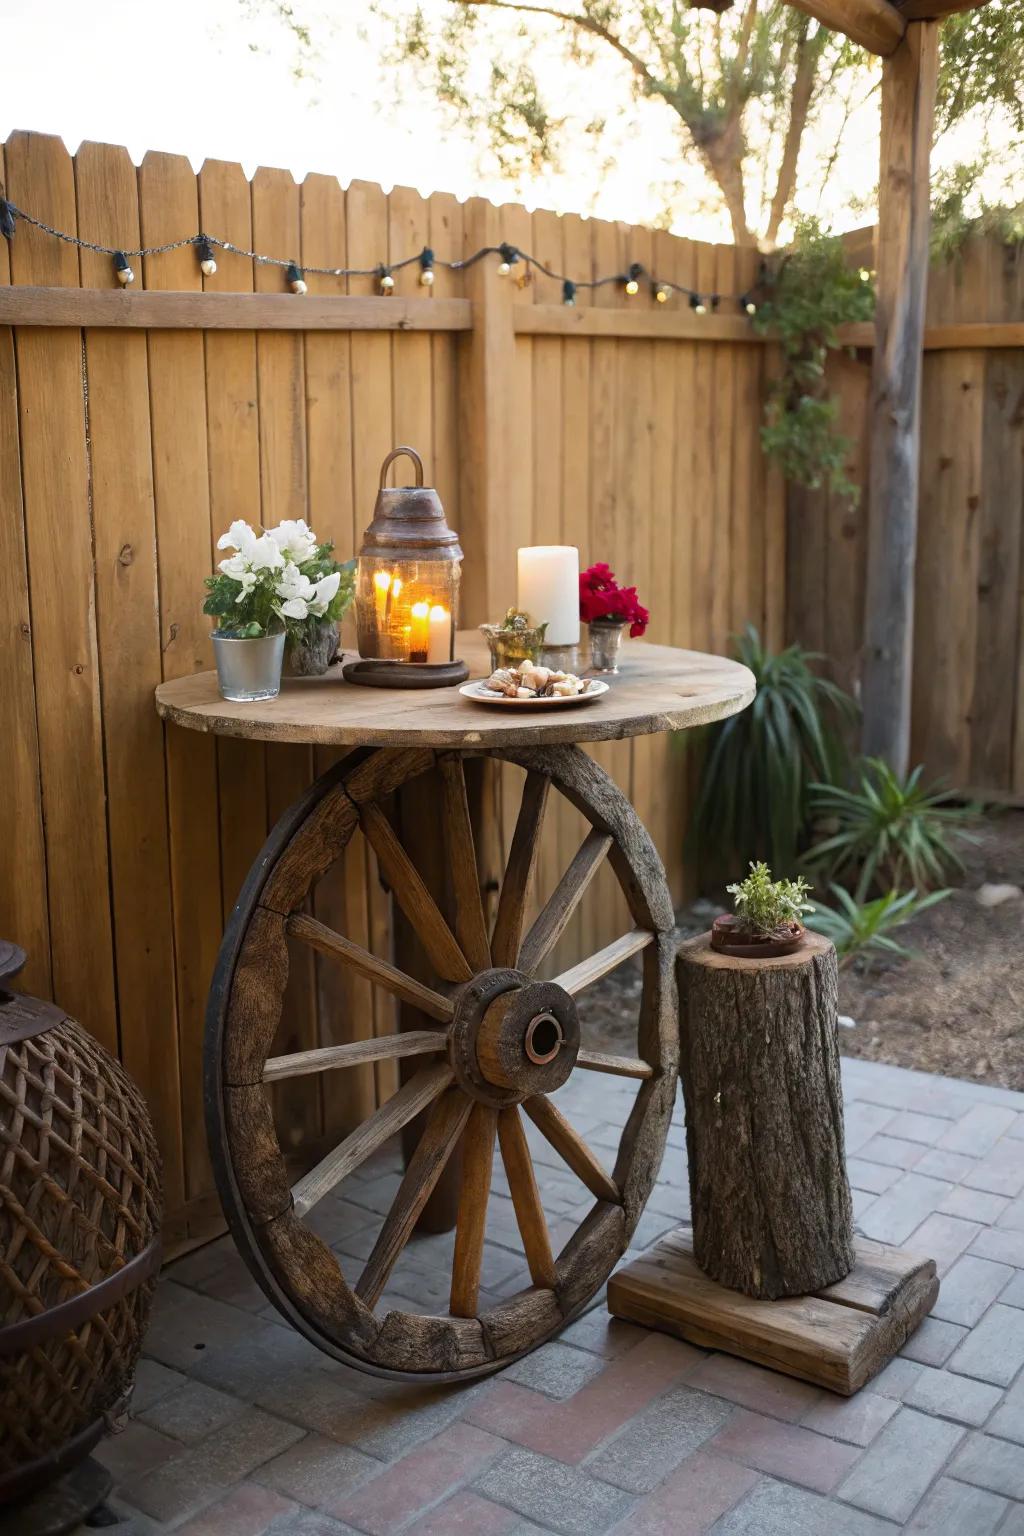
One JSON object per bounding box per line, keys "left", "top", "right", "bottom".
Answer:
{"left": 0, "top": 940, "right": 68, "bottom": 1043}
{"left": 360, "top": 446, "right": 463, "bottom": 562}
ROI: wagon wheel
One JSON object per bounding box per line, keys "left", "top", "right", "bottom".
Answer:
{"left": 206, "top": 744, "right": 678, "bottom": 1381}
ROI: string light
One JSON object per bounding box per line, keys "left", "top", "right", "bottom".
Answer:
{"left": 195, "top": 235, "right": 218, "bottom": 277}
{"left": 497, "top": 242, "right": 519, "bottom": 277}
{"left": 113, "top": 250, "right": 134, "bottom": 286}
{"left": 0, "top": 197, "right": 768, "bottom": 314}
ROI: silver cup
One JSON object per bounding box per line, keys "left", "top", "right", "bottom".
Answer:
{"left": 212, "top": 631, "right": 285, "bottom": 701}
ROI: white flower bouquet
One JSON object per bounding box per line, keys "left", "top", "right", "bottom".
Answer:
{"left": 204, "top": 518, "right": 355, "bottom": 643}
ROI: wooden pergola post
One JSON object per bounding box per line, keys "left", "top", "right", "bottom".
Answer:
{"left": 860, "top": 21, "right": 940, "bottom": 773}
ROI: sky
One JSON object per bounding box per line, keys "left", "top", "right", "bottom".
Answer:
{"left": 0, "top": 0, "right": 1003, "bottom": 245}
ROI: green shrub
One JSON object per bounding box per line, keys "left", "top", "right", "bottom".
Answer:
{"left": 806, "top": 885, "right": 950, "bottom": 969}
{"left": 690, "top": 625, "right": 858, "bottom": 876}
{"left": 806, "top": 758, "right": 976, "bottom": 901}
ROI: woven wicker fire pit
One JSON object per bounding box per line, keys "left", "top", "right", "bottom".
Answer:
{"left": 0, "top": 940, "right": 162, "bottom": 1526}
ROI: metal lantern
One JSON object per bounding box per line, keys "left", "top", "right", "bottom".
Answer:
{"left": 343, "top": 446, "right": 468, "bottom": 688}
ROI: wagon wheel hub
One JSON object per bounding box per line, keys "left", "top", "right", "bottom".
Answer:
{"left": 450, "top": 968, "right": 580, "bottom": 1106}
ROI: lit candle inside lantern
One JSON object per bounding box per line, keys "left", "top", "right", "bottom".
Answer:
{"left": 517, "top": 546, "right": 580, "bottom": 645}
{"left": 410, "top": 601, "right": 431, "bottom": 661}
{"left": 373, "top": 569, "right": 392, "bottom": 627}
{"left": 427, "top": 604, "right": 451, "bottom": 664}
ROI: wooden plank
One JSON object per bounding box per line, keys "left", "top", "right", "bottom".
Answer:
{"left": 0, "top": 137, "right": 49, "bottom": 999}
{"left": 786, "top": 0, "right": 906, "bottom": 54}
{"left": 74, "top": 139, "right": 184, "bottom": 1211}
{"left": 518, "top": 829, "right": 612, "bottom": 976}
{"left": 911, "top": 351, "right": 985, "bottom": 781}
{"left": 291, "top": 1061, "right": 454, "bottom": 1218}
{"left": 264, "top": 1030, "right": 447, "bottom": 1083}
{"left": 197, "top": 158, "right": 268, "bottom": 929}
{"left": 576, "top": 1049, "right": 653, "bottom": 1080}
{"left": 6, "top": 131, "right": 117, "bottom": 1048}
{"left": 286, "top": 910, "right": 455, "bottom": 1022}
{"left": 439, "top": 755, "right": 491, "bottom": 973}
{"left": 491, "top": 771, "right": 551, "bottom": 968}
{"left": 608, "top": 1226, "right": 938, "bottom": 1396}
{"left": 861, "top": 21, "right": 940, "bottom": 773}
{"left": 897, "top": 0, "right": 989, "bottom": 17}
{"left": 0, "top": 286, "right": 471, "bottom": 330}
{"left": 429, "top": 190, "right": 465, "bottom": 532}
{"left": 361, "top": 800, "right": 473, "bottom": 983}
{"left": 138, "top": 148, "right": 224, "bottom": 1204}
{"left": 516, "top": 306, "right": 766, "bottom": 341}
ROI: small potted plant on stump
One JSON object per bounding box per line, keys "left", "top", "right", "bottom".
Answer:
{"left": 712, "top": 860, "right": 813, "bottom": 957}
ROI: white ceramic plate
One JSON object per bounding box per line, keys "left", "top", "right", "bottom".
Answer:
{"left": 459, "top": 679, "right": 610, "bottom": 708}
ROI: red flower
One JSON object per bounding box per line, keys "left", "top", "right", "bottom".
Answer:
{"left": 579, "top": 563, "right": 649, "bottom": 637}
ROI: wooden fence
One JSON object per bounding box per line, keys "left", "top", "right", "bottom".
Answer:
{"left": 0, "top": 131, "right": 779, "bottom": 1243}
{"left": 788, "top": 230, "right": 1024, "bottom": 796}
{"left": 4, "top": 130, "right": 1020, "bottom": 1242}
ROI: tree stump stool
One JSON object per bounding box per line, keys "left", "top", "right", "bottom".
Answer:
{"left": 608, "top": 930, "right": 939, "bottom": 1396}
{"left": 679, "top": 930, "right": 854, "bottom": 1299}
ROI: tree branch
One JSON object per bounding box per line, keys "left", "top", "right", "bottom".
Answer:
{"left": 765, "top": 19, "right": 824, "bottom": 245}
{"left": 458, "top": 0, "right": 659, "bottom": 89}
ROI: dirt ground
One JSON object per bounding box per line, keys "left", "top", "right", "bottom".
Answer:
{"left": 579, "top": 809, "right": 1024, "bottom": 1093}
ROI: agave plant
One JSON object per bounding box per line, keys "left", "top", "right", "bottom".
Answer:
{"left": 806, "top": 758, "right": 976, "bottom": 901}
{"left": 806, "top": 885, "right": 950, "bottom": 969}
{"left": 689, "top": 626, "right": 858, "bottom": 875}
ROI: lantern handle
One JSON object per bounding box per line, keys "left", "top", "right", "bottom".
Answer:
{"left": 378, "top": 445, "right": 425, "bottom": 490}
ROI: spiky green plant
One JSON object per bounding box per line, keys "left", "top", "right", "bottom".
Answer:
{"left": 806, "top": 759, "right": 976, "bottom": 901}
{"left": 689, "top": 626, "right": 858, "bottom": 876}
{"left": 806, "top": 885, "right": 950, "bottom": 969}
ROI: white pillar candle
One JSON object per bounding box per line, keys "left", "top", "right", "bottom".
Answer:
{"left": 517, "top": 546, "right": 580, "bottom": 645}
{"left": 427, "top": 604, "right": 451, "bottom": 664}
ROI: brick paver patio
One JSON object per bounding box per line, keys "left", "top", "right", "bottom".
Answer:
{"left": 85, "top": 1058, "right": 1024, "bottom": 1535}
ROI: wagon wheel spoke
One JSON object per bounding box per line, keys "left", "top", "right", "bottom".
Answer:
{"left": 287, "top": 912, "right": 454, "bottom": 1023}
{"left": 356, "top": 1087, "right": 473, "bottom": 1308}
{"left": 552, "top": 928, "right": 654, "bottom": 995}
{"left": 576, "top": 1049, "right": 652, "bottom": 1080}
{"left": 491, "top": 771, "right": 550, "bottom": 968}
{"left": 291, "top": 1062, "right": 453, "bottom": 1218}
{"left": 519, "top": 829, "right": 613, "bottom": 976}
{"left": 360, "top": 802, "right": 473, "bottom": 983}
{"left": 497, "top": 1105, "right": 558, "bottom": 1289}
{"left": 522, "top": 1095, "right": 620, "bottom": 1204}
{"left": 439, "top": 756, "right": 492, "bottom": 973}
{"left": 450, "top": 1104, "right": 498, "bottom": 1317}
{"left": 264, "top": 1031, "right": 448, "bottom": 1084}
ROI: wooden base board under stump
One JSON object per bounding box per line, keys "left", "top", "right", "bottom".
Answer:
{"left": 607, "top": 1227, "right": 938, "bottom": 1396}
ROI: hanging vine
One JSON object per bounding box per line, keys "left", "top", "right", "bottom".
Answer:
{"left": 754, "top": 220, "right": 875, "bottom": 503}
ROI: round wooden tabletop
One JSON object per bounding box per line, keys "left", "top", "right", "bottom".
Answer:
{"left": 155, "top": 632, "right": 755, "bottom": 749}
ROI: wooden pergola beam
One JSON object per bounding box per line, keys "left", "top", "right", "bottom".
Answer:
{"left": 785, "top": 0, "right": 906, "bottom": 54}
{"left": 896, "top": 0, "right": 989, "bottom": 16}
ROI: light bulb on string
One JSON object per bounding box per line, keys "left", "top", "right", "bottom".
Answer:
{"left": 562, "top": 279, "right": 577, "bottom": 306}
{"left": 195, "top": 235, "right": 218, "bottom": 277}
{"left": 113, "top": 250, "right": 134, "bottom": 285}
{"left": 690, "top": 293, "right": 707, "bottom": 317}
{"left": 286, "top": 262, "right": 307, "bottom": 295}
{"left": 653, "top": 282, "right": 670, "bottom": 304}
{"left": 497, "top": 242, "right": 519, "bottom": 277}
{"left": 0, "top": 198, "right": 16, "bottom": 241}
{"left": 740, "top": 293, "right": 757, "bottom": 316}
{"left": 624, "top": 262, "right": 643, "bottom": 297}
{"left": 419, "top": 247, "right": 435, "bottom": 286}
{"left": 710, "top": 294, "right": 721, "bottom": 312}
{"left": 378, "top": 265, "right": 395, "bottom": 295}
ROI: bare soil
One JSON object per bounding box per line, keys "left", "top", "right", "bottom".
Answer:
{"left": 579, "top": 810, "right": 1024, "bottom": 1093}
